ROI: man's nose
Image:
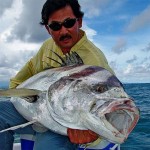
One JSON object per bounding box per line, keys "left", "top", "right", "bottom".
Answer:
{"left": 60, "top": 25, "right": 68, "bottom": 34}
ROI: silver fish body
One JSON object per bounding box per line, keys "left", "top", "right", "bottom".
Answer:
{"left": 10, "top": 65, "right": 139, "bottom": 144}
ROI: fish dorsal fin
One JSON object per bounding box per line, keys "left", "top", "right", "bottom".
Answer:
{"left": 0, "top": 88, "right": 41, "bottom": 103}
{"left": 47, "top": 50, "right": 84, "bottom": 67}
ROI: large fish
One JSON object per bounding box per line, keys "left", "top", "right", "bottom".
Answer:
{"left": 0, "top": 52, "right": 139, "bottom": 144}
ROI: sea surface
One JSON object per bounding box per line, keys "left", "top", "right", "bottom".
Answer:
{"left": 121, "top": 83, "right": 150, "bottom": 150}
{"left": 0, "top": 83, "right": 150, "bottom": 149}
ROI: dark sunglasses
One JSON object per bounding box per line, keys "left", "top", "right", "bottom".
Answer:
{"left": 47, "top": 18, "right": 78, "bottom": 31}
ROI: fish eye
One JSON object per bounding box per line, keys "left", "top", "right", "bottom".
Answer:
{"left": 95, "top": 84, "right": 108, "bottom": 93}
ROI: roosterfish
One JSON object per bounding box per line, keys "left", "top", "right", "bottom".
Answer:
{"left": 0, "top": 51, "right": 139, "bottom": 144}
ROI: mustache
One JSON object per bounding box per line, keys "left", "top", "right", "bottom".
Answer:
{"left": 59, "top": 34, "right": 72, "bottom": 41}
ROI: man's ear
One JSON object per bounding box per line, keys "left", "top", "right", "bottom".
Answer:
{"left": 78, "top": 18, "right": 83, "bottom": 28}
{"left": 45, "top": 25, "right": 51, "bottom": 35}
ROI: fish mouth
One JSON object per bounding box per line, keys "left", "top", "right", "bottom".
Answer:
{"left": 103, "top": 99, "right": 139, "bottom": 142}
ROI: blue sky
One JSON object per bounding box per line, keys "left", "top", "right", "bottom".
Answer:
{"left": 0, "top": 0, "right": 150, "bottom": 84}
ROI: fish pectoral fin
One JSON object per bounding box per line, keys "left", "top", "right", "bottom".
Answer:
{"left": 0, "top": 88, "right": 41, "bottom": 103}
{"left": 0, "top": 88, "right": 41, "bottom": 97}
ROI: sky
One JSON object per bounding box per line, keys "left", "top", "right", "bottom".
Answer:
{"left": 0, "top": 0, "right": 150, "bottom": 84}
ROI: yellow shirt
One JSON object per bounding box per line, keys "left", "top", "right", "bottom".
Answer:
{"left": 9, "top": 30, "right": 114, "bottom": 88}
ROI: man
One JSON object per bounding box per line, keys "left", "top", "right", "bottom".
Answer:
{"left": 0, "top": 0, "right": 114, "bottom": 149}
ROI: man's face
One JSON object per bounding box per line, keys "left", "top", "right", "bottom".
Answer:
{"left": 46, "top": 5, "right": 82, "bottom": 54}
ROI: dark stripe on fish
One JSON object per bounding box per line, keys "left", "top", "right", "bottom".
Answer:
{"left": 107, "top": 76, "right": 123, "bottom": 87}
{"left": 69, "top": 66, "right": 104, "bottom": 78}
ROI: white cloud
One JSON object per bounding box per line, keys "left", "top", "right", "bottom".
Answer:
{"left": 0, "top": 67, "right": 17, "bottom": 82}
{"left": 115, "top": 61, "right": 150, "bottom": 83}
{"left": 0, "top": 38, "right": 39, "bottom": 82}
{"left": 112, "top": 37, "right": 127, "bottom": 54}
{"left": 0, "top": 0, "right": 22, "bottom": 29}
{"left": 0, "top": 0, "right": 13, "bottom": 17}
{"left": 6, "top": 0, "right": 49, "bottom": 43}
{"left": 82, "top": 22, "right": 97, "bottom": 41}
{"left": 125, "top": 5, "right": 150, "bottom": 32}
{"left": 80, "top": 0, "right": 112, "bottom": 18}
{"left": 141, "top": 42, "right": 150, "bottom": 52}
{"left": 126, "top": 55, "right": 137, "bottom": 63}
{"left": 124, "top": 64, "right": 133, "bottom": 75}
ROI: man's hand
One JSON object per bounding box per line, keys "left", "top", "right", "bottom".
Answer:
{"left": 67, "top": 128, "right": 98, "bottom": 144}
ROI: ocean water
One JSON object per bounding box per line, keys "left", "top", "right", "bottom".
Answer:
{"left": 0, "top": 83, "right": 150, "bottom": 149}
{"left": 121, "top": 83, "right": 150, "bottom": 150}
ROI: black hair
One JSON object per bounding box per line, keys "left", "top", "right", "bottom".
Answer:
{"left": 40, "top": 0, "right": 84, "bottom": 25}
